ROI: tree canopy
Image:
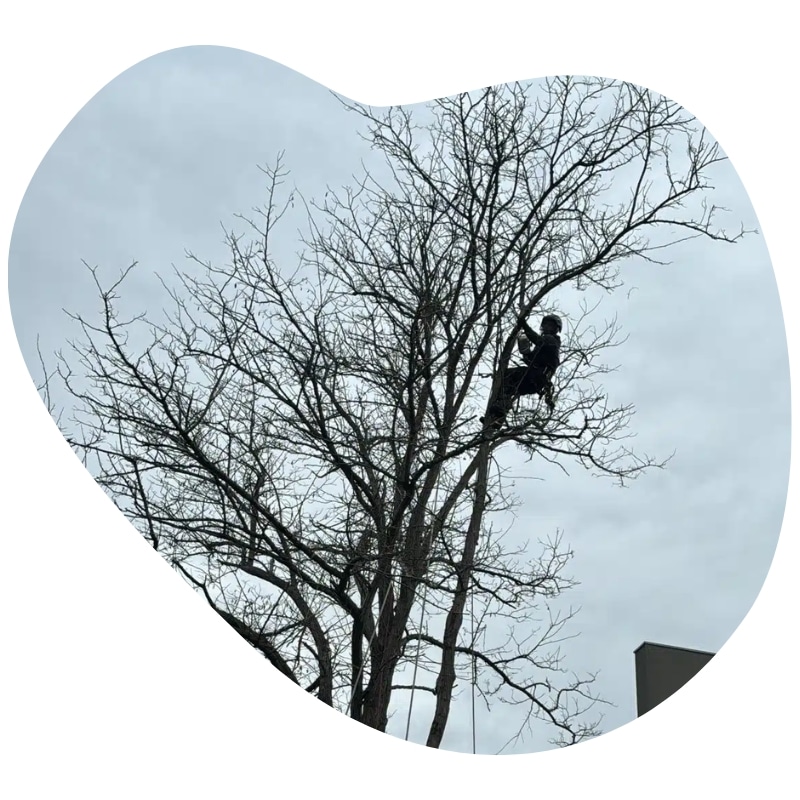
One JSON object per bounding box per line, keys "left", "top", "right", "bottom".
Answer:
{"left": 46, "top": 76, "right": 745, "bottom": 751}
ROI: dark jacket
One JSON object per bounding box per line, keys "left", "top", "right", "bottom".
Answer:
{"left": 519, "top": 324, "right": 560, "bottom": 375}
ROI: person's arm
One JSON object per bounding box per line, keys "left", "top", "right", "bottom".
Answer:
{"left": 521, "top": 319, "right": 540, "bottom": 344}
{"left": 517, "top": 333, "right": 535, "bottom": 365}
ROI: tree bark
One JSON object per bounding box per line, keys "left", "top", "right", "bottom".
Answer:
{"left": 426, "top": 440, "right": 490, "bottom": 747}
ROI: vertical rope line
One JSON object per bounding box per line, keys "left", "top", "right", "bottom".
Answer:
{"left": 406, "top": 472, "right": 444, "bottom": 741}
{"left": 404, "top": 579, "right": 429, "bottom": 740}
{"left": 405, "top": 481, "right": 441, "bottom": 741}
{"left": 470, "top": 581, "right": 477, "bottom": 755}
{"left": 345, "top": 585, "right": 394, "bottom": 718}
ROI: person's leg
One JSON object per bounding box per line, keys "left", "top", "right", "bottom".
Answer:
{"left": 484, "top": 366, "right": 527, "bottom": 425}
{"left": 531, "top": 369, "right": 556, "bottom": 410}
{"left": 518, "top": 370, "right": 554, "bottom": 410}
{"left": 542, "top": 380, "right": 555, "bottom": 410}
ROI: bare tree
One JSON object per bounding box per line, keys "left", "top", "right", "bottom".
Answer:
{"left": 46, "top": 77, "right": 745, "bottom": 751}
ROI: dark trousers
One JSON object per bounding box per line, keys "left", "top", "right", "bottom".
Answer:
{"left": 487, "top": 366, "right": 553, "bottom": 421}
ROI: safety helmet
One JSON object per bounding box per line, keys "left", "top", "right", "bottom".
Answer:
{"left": 541, "top": 314, "right": 562, "bottom": 333}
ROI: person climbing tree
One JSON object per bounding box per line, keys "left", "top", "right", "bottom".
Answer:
{"left": 481, "top": 314, "right": 563, "bottom": 430}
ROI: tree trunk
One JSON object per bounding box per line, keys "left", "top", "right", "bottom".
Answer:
{"left": 426, "top": 441, "right": 490, "bottom": 747}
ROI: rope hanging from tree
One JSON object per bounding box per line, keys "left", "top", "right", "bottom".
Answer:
{"left": 345, "top": 584, "right": 395, "bottom": 718}
{"left": 470, "top": 577, "right": 477, "bottom": 755}
{"left": 403, "top": 484, "right": 481, "bottom": 754}
{"left": 404, "top": 479, "right": 442, "bottom": 742}
{"left": 404, "top": 577, "right": 429, "bottom": 741}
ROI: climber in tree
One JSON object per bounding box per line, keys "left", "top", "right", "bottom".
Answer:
{"left": 481, "top": 314, "right": 563, "bottom": 430}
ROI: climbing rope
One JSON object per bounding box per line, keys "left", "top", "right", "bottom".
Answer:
{"left": 404, "top": 540, "right": 480, "bottom": 754}
{"left": 404, "top": 576, "right": 429, "bottom": 740}
{"left": 345, "top": 578, "right": 395, "bottom": 718}
{"left": 404, "top": 481, "right": 443, "bottom": 742}
{"left": 470, "top": 578, "right": 477, "bottom": 755}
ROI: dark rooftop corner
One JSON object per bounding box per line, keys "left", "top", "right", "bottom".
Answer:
{"left": 634, "top": 641, "right": 716, "bottom": 717}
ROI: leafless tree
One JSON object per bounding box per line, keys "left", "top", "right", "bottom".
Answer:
{"left": 45, "top": 77, "right": 746, "bottom": 751}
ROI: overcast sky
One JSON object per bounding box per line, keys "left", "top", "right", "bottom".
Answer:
{"left": 7, "top": 45, "right": 791, "bottom": 756}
